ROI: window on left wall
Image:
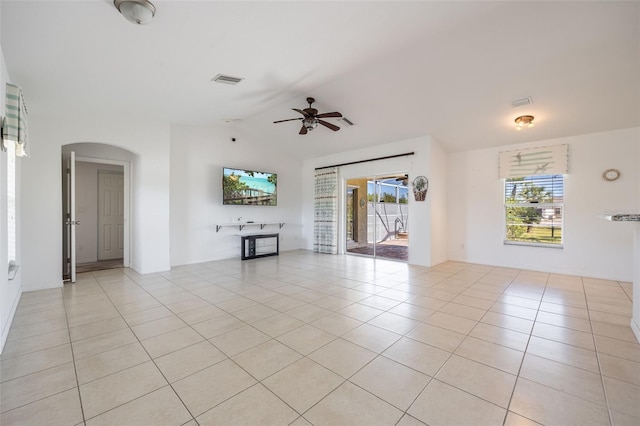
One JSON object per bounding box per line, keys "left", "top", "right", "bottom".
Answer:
{"left": 7, "top": 141, "right": 16, "bottom": 268}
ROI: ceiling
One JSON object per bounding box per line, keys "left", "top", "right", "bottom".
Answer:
{"left": 2, "top": 1, "right": 638, "bottom": 159}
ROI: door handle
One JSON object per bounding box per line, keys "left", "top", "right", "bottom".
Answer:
{"left": 65, "top": 220, "right": 81, "bottom": 225}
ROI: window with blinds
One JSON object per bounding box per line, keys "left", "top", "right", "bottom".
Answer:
{"left": 504, "top": 174, "right": 563, "bottom": 247}
{"left": 7, "top": 142, "right": 16, "bottom": 262}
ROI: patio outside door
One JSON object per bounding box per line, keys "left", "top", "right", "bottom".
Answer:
{"left": 345, "top": 174, "right": 409, "bottom": 261}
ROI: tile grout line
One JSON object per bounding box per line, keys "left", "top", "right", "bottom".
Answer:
{"left": 62, "top": 284, "right": 88, "bottom": 425}
{"left": 5, "top": 255, "right": 638, "bottom": 425}
{"left": 0, "top": 288, "right": 80, "bottom": 420}
{"left": 583, "top": 275, "right": 614, "bottom": 426}
{"left": 98, "top": 265, "right": 327, "bottom": 424}
{"left": 424, "top": 265, "right": 524, "bottom": 426}
{"left": 79, "top": 271, "right": 198, "bottom": 424}
{"left": 499, "top": 270, "right": 549, "bottom": 426}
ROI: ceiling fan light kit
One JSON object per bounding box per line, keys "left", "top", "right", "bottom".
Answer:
{"left": 303, "top": 117, "right": 319, "bottom": 131}
{"left": 114, "top": 0, "right": 156, "bottom": 25}
{"left": 274, "top": 97, "right": 343, "bottom": 135}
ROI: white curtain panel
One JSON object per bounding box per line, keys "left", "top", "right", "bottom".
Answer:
{"left": 313, "top": 167, "right": 338, "bottom": 254}
{"left": 499, "top": 144, "right": 568, "bottom": 179}
{"left": 2, "top": 83, "right": 28, "bottom": 157}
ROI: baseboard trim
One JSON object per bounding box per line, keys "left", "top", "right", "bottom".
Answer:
{"left": 0, "top": 287, "right": 22, "bottom": 354}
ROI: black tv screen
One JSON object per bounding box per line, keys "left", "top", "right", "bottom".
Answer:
{"left": 223, "top": 167, "right": 277, "bottom": 206}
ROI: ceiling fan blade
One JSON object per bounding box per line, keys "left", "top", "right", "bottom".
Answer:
{"left": 292, "top": 108, "right": 310, "bottom": 117}
{"left": 315, "top": 112, "right": 343, "bottom": 119}
{"left": 299, "top": 125, "right": 308, "bottom": 135}
{"left": 273, "top": 118, "right": 302, "bottom": 123}
{"left": 318, "top": 119, "right": 340, "bottom": 131}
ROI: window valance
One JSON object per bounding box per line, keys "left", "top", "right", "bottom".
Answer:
{"left": 2, "top": 83, "right": 28, "bottom": 157}
{"left": 499, "top": 144, "right": 567, "bottom": 179}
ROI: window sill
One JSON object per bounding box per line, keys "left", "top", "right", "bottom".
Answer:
{"left": 504, "top": 241, "right": 563, "bottom": 249}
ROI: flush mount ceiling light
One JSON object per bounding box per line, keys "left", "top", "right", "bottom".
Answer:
{"left": 114, "top": 0, "right": 156, "bottom": 25}
{"left": 515, "top": 115, "right": 535, "bottom": 130}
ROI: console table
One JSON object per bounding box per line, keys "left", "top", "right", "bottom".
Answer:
{"left": 216, "top": 222, "right": 285, "bottom": 232}
{"left": 241, "top": 234, "right": 279, "bottom": 260}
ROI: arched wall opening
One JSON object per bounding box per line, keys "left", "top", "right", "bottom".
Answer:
{"left": 61, "top": 143, "right": 137, "bottom": 279}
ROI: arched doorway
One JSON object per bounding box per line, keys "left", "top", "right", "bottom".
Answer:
{"left": 61, "top": 143, "right": 135, "bottom": 281}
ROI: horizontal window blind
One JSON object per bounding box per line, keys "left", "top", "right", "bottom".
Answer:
{"left": 7, "top": 142, "right": 16, "bottom": 261}
{"left": 504, "top": 174, "right": 564, "bottom": 246}
{"left": 505, "top": 174, "right": 564, "bottom": 204}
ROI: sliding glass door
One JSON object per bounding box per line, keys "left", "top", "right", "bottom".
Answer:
{"left": 346, "top": 174, "right": 409, "bottom": 261}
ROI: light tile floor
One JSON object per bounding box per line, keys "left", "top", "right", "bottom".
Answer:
{"left": 1, "top": 250, "right": 639, "bottom": 425}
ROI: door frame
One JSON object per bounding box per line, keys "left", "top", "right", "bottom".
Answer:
{"left": 341, "top": 176, "right": 380, "bottom": 258}
{"left": 340, "top": 173, "right": 410, "bottom": 261}
{"left": 346, "top": 185, "right": 359, "bottom": 245}
{"left": 62, "top": 151, "right": 77, "bottom": 282}
{"left": 76, "top": 156, "right": 131, "bottom": 268}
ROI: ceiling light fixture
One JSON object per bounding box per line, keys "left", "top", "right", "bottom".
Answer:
{"left": 515, "top": 115, "right": 535, "bottom": 130}
{"left": 114, "top": 0, "right": 156, "bottom": 25}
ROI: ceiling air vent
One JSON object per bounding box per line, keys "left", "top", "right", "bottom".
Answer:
{"left": 512, "top": 97, "right": 533, "bottom": 107}
{"left": 212, "top": 74, "right": 244, "bottom": 85}
{"left": 341, "top": 117, "right": 354, "bottom": 126}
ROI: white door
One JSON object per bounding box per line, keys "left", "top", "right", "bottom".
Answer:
{"left": 97, "top": 171, "right": 124, "bottom": 260}
{"left": 63, "top": 151, "right": 78, "bottom": 282}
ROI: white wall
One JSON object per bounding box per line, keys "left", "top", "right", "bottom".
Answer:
{"left": 632, "top": 134, "right": 640, "bottom": 342}
{"left": 0, "top": 41, "right": 22, "bottom": 352}
{"left": 21, "top": 116, "right": 170, "bottom": 291}
{"left": 169, "top": 125, "right": 303, "bottom": 266}
{"left": 75, "top": 161, "right": 123, "bottom": 263}
{"left": 633, "top": 225, "right": 640, "bottom": 342}
{"left": 429, "top": 137, "right": 448, "bottom": 265}
{"left": 448, "top": 127, "right": 639, "bottom": 281}
{"left": 301, "top": 136, "right": 447, "bottom": 268}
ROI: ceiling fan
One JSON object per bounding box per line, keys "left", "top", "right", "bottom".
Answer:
{"left": 379, "top": 174, "right": 409, "bottom": 186}
{"left": 273, "top": 97, "right": 343, "bottom": 135}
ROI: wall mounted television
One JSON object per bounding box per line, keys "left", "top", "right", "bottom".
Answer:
{"left": 223, "top": 167, "right": 277, "bottom": 206}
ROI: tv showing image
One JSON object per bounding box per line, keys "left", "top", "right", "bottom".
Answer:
{"left": 223, "top": 167, "right": 277, "bottom": 206}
